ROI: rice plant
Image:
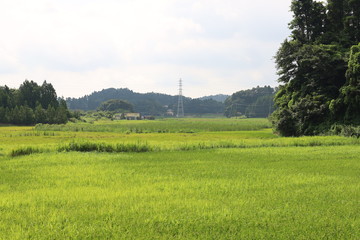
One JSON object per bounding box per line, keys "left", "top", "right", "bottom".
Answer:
{"left": 58, "top": 141, "right": 152, "bottom": 153}
{"left": 10, "top": 146, "right": 43, "bottom": 157}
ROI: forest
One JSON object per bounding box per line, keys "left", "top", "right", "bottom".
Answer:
{"left": 66, "top": 87, "right": 275, "bottom": 117}
{"left": 273, "top": 0, "right": 360, "bottom": 136}
{"left": 0, "top": 82, "right": 275, "bottom": 124}
{"left": 224, "top": 86, "right": 275, "bottom": 118}
{"left": 0, "top": 80, "right": 70, "bottom": 125}
{"left": 66, "top": 88, "right": 226, "bottom": 116}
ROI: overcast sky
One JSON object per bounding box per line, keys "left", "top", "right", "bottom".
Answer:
{"left": 0, "top": 0, "right": 292, "bottom": 98}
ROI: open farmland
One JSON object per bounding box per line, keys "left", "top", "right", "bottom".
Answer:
{"left": 0, "top": 118, "right": 359, "bottom": 239}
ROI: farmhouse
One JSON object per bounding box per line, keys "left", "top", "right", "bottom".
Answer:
{"left": 113, "top": 113, "right": 123, "bottom": 120}
{"left": 166, "top": 109, "right": 174, "bottom": 116}
{"left": 124, "top": 113, "right": 141, "bottom": 120}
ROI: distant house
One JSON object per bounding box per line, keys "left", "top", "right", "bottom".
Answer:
{"left": 113, "top": 113, "right": 123, "bottom": 120}
{"left": 124, "top": 113, "right": 141, "bottom": 120}
{"left": 166, "top": 109, "right": 174, "bottom": 116}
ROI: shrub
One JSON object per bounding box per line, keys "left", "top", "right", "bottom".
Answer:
{"left": 58, "top": 141, "right": 152, "bottom": 153}
{"left": 329, "top": 124, "right": 360, "bottom": 137}
{"left": 10, "top": 147, "right": 42, "bottom": 157}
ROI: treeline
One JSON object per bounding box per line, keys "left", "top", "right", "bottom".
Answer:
{"left": 0, "top": 80, "right": 70, "bottom": 125}
{"left": 224, "top": 86, "right": 275, "bottom": 118}
{"left": 66, "top": 88, "right": 224, "bottom": 115}
{"left": 273, "top": 0, "right": 360, "bottom": 136}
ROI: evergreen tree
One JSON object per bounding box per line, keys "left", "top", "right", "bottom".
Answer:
{"left": 21, "top": 106, "right": 35, "bottom": 125}
{"left": 18, "top": 80, "right": 41, "bottom": 109}
{"left": 46, "top": 105, "right": 56, "bottom": 124}
{"left": 40, "top": 81, "right": 58, "bottom": 109}
{"left": 331, "top": 43, "right": 360, "bottom": 123}
{"left": 11, "top": 106, "right": 21, "bottom": 125}
{"left": 225, "top": 86, "right": 274, "bottom": 118}
{"left": 289, "top": 0, "right": 326, "bottom": 43}
{"left": 98, "top": 99, "right": 134, "bottom": 112}
{"left": 0, "top": 107, "right": 6, "bottom": 123}
{"left": 0, "top": 80, "right": 69, "bottom": 125}
{"left": 273, "top": 0, "right": 360, "bottom": 136}
{"left": 344, "top": 0, "right": 360, "bottom": 44}
{"left": 4, "top": 107, "right": 11, "bottom": 123}
{"left": 35, "top": 103, "right": 47, "bottom": 123}
{"left": 54, "top": 99, "right": 69, "bottom": 124}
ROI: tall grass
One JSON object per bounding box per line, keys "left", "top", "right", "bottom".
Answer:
{"left": 9, "top": 135, "right": 359, "bottom": 157}
{"left": 58, "top": 141, "right": 152, "bottom": 153}
{"left": 10, "top": 146, "right": 43, "bottom": 157}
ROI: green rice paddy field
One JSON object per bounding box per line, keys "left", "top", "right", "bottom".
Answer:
{"left": 0, "top": 118, "right": 359, "bottom": 239}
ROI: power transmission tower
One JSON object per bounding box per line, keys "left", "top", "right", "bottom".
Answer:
{"left": 176, "top": 78, "right": 184, "bottom": 118}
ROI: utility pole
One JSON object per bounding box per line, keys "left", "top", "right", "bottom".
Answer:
{"left": 176, "top": 78, "right": 184, "bottom": 118}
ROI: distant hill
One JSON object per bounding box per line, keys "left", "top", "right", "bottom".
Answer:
{"left": 67, "top": 88, "right": 177, "bottom": 110}
{"left": 224, "top": 86, "right": 275, "bottom": 118}
{"left": 66, "top": 88, "right": 224, "bottom": 116}
{"left": 198, "top": 94, "right": 229, "bottom": 103}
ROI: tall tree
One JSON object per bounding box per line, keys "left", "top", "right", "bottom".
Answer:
{"left": 35, "top": 103, "right": 47, "bottom": 123}
{"left": 289, "top": 0, "right": 326, "bottom": 43}
{"left": 18, "top": 80, "right": 41, "bottom": 109}
{"left": 344, "top": 0, "right": 360, "bottom": 44}
{"left": 40, "top": 81, "right": 58, "bottom": 109}
{"left": 273, "top": 0, "right": 360, "bottom": 136}
{"left": 331, "top": 43, "right": 360, "bottom": 123}
{"left": 0, "top": 80, "right": 69, "bottom": 125}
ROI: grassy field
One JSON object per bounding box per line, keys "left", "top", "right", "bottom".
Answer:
{"left": 0, "top": 118, "right": 359, "bottom": 239}
{"left": 34, "top": 118, "right": 272, "bottom": 133}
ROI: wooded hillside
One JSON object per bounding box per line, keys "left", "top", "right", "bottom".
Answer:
{"left": 66, "top": 88, "right": 225, "bottom": 115}
{"left": 273, "top": 0, "right": 360, "bottom": 136}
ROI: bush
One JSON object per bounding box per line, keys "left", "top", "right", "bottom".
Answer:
{"left": 58, "top": 141, "right": 152, "bottom": 153}
{"left": 329, "top": 124, "right": 360, "bottom": 137}
{"left": 10, "top": 147, "right": 42, "bottom": 157}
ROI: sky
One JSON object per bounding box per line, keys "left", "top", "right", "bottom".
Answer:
{"left": 0, "top": 0, "right": 292, "bottom": 98}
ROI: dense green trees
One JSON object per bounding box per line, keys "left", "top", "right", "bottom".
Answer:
{"left": 273, "top": 0, "right": 360, "bottom": 136}
{"left": 224, "top": 86, "right": 275, "bottom": 118}
{"left": 98, "top": 99, "right": 134, "bottom": 113}
{"left": 331, "top": 43, "right": 360, "bottom": 123}
{"left": 183, "top": 98, "right": 224, "bottom": 115}
{"left": 66, "top": 88, "right": 225, "bottom": 116}
{"left": 0, "top": 80, "right": 69, "bottom": 125}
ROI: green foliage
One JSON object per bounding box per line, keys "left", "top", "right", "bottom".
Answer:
{"left": 0, "top": 80, "right": 69, "bottom": 125}
{"left": 224, "top": 86, "right": 274, "bottom": 118}
{"left": 58, "top": 141, "right": 152, "bottom": 153}
{"left": 66, "top": 87, "right": 225, "bottom": 115}
{"left": 273, "top": 0, "right": 360, "bottom": 136}
{"left": 329, "top": 124, "right": 360, "bottom": 137}
{"left": 98, "top": 99, "right": 134, "bottom": 112}
{"left": 10, "top": 146, "right": 42, "bottom": 157}
{"left": 135, "top": 99, "right": 165, "bottom": 115}
{"left": 34, "top": 103, "right": 47, "bottom": 123}
{"left": 289, "top": 0, "right": 326, "bottom": 43}
{"left": 184, "top": 98, "right": 224, "bottom": 115}
{"left": 331, "top": 43, "right": 360, "bottom": 123}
